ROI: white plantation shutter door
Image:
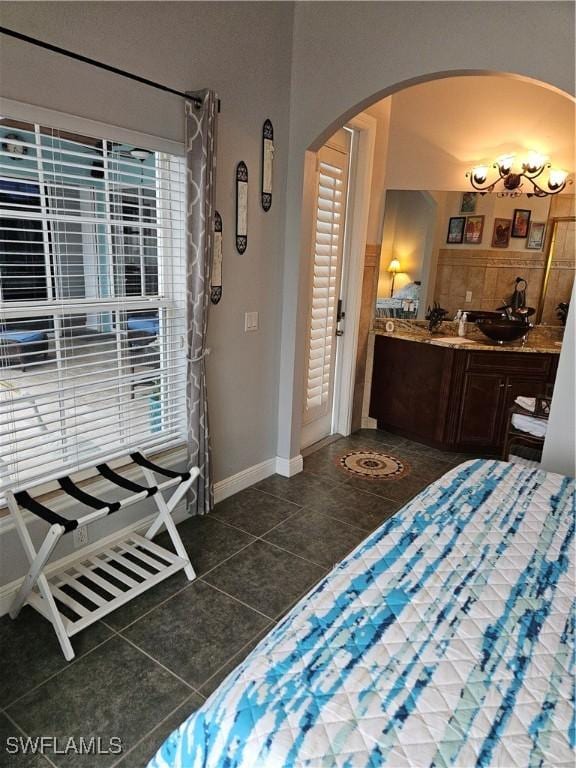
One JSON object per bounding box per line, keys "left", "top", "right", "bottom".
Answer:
{"left": 304, "top": 142, "right": 349, "bottom": 424}
{"left": 0, "top": 117, "right": 186, "bottom": 496}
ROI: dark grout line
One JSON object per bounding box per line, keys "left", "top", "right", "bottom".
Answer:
{"left": 197, "top": 620, "right": 275, "bottom": 696}
{"left": 257, "top": 536, "right": 330, "bottom": 570}
{"left": 197, "top": 578, "right": 276, "bottom": 622}
{"left": 119, "top": 633, "right": 202, "bottom": 696}
{"left": 2, "top": 706, "right": 59, "bottom": 768}
{"left": 104, "top": 537, "right": 258, "bottom": 637}
{"left": 237, "top": 484, "right": 304, "bottom": 509}
{"left": 109, "top": 691, "right": 200, "bottom": 768}
{"left": 210, "top": 504, "right": 368, "bottom": 565}
{"left": 300, "top": 467, "right": 350, "bottom": 485}
{"left": 254, "top": 459, "right": 425, "bottom": 508}
{"left": 3, "top": 630, "right": 117, "bottom": 712}
{"left": 250, "top": 484, "right": 303, "bottom": 505}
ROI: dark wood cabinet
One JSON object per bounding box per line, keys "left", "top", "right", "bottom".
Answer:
{"left": 457, "top": 372, "right": 505, "bottom": 449}
{"left": 369, "top": 335, "right": 558, "bottom": 455}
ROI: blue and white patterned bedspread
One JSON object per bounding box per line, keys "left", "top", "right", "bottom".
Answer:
{"left": 149, "top": 460, "right": 575, "bottom": 767}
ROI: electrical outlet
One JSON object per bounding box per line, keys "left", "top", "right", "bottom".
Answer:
{"left": 73, "top": 526, "right": 89, "bottom": 548}
{"left": 465, "top": 290, "right": 472, "bottom": 303}
{"left": 244, "top": 311, "right": 259, "bottom": 332}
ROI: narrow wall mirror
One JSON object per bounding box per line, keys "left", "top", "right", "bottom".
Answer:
{"left": 536, "top": 217, "right": 575, "bottom": 325}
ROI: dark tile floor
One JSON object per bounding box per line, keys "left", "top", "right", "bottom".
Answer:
{"left": 0, "top": 429, "right": 471, "bottom": 767}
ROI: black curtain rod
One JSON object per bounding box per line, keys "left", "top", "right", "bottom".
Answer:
{"left": 0, "top": 26, "right": 203, "bottom": 107}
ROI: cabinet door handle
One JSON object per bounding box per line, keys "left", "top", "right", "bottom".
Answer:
{"left": 499, "top": 383, "right": 505, "bottom": 388}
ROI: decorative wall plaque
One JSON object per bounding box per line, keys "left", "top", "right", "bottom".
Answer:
{"left": 236, "top": 161, "right": 248, "bottom": 253}
{"left": 261, "top": 119, "right": 274, "bottom": 212}
{"left": 211, "top": 210, "right": 223, "bottom": 304}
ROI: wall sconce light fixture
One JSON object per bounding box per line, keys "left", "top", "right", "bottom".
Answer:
{"left": 467, "top": 152, "right": 570, "bottom": 197}
{"left": 388, "top": 258, "right": 401, "bottom": 297}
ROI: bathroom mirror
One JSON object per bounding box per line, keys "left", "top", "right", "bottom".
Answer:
{"left": 376, "top": 190, "right": 575, "bottom": 326}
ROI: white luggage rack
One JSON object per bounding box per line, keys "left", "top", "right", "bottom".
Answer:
{"left": 6, "top": 452, "right": 199, "bottom": 661}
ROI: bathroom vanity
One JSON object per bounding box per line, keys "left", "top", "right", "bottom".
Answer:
{"left": 369, "top": 327, "right": 560, "bottom": 455}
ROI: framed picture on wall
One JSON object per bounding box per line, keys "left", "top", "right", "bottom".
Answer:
{"left": 460, "top": 191, "right": 478, "bottom": 214}
{"left": 464, "top": 215, "right": 484, "bottom": 244}
{"left": 492, "top": 218, "right": 512, "bottom": 248}
{"left": 447, "top": 216, "right": 466, "bottom": 243}
{"left": 526, "top": 221, "right": 546, "bottom": 250}
{"left": 511, "top": 208, "right": 531, "bottom": 238}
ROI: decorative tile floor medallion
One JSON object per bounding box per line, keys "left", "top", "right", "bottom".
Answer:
{"left": 335, "top": 450, "right": 409, "bottom": 480}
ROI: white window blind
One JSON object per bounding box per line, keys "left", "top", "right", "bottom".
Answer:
{"left": 303, "top": 144, "right": 349, "bottom": 422}
{"left": 0, "top": 118, "right": 187, "bottom": 495}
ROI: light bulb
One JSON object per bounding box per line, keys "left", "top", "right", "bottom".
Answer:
{"left": 472, "top": 165, "right": 488, "bottom": 184}
{"left": 497, "top": 154, "right": 515, "bottom": 175}
{"left": 523, "top": 151, "right": 547, "bottom": 174}
{"left": 548, "top": 168, "right": 568, "bottom": 190}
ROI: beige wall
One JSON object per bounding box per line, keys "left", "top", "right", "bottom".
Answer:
{"left": 377, "top": 190, "right": 437, "bottom": 304}
{"left": 434, "top": 249, "right": 546, "bottom": 317}
{"left": 540, "top": 195, "right": 576, "bottom": 325}
{"left": 363, "top": 76, "right": 574, "bottom": 254}
{"left": 432, "top": 192, "right": 555, "bottom": 316}
{"left": 384, "top": 77, "right": 575, "bottom": 191}
{"left": 364, "top": 99, "right": 392, "bottom": 243}
{"left": 442, "top": 193, "right": 552, "bottom": 251}
{"left": 430, "top": 196, "right": 575, "bottom": 321}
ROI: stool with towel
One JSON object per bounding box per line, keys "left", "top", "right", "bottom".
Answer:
{"left": 502, "top": 394, "right": 551, "bottom": 465}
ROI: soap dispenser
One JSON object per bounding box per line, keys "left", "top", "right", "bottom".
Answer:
{"left": 458, "top": 311, "right": 468, "bottom": 337}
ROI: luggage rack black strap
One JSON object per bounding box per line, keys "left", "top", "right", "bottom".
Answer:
{"left": 58, "top": 476, "right": 121, "bottom": 514}
{"left": 130, "top": 452, "right": 191, "bottom": 481}
{"left": 14, "top": 491, "right": 78, "bottom": 533}
{"left": 96, "top": 463, "right": 157, "bottom": 497}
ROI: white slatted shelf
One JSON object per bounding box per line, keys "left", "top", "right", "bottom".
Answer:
{"left": 7, "top": 453, "right": 198, "bottom": 659}
{"left": 28, "top": 532, "right": 188, "bottom": 637}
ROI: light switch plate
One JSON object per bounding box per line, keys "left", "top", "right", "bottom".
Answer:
{"left": 465, "top": 290, "right": 472, "bottom": 303}
{"left": 245, "top": 311, "right": 259, "bottom": 332}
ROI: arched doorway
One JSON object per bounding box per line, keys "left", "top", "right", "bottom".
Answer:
{"left": 293, "top": 71, "right": 575, "bottom": 461}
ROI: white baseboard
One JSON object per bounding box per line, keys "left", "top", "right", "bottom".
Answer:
{"left": 0, "top": 455, "right": 283, "bottom": 617}
{"left": 275, "top": 454, "right": 303, "bottom": 477}
{"left": 213, "top": 458, "right": 277, "bottom": 503}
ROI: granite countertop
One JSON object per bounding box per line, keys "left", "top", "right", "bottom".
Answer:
{"left": 371, "top": 319, "right": 563, "bottom": 354}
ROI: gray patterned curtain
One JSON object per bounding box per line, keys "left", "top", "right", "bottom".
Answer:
{"left": 185, "top": 90, "right": 218, "bottom": 515}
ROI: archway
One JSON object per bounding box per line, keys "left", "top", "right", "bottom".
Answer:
{"left": 285, "top": 69, "right": 575, "bottom": 466}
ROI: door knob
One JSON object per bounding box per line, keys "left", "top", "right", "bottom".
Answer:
{"left": 336, "top": 329, "right": 344, "bottom": 337}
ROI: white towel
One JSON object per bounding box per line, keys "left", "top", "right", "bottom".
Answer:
{"left": 509, "top": 454, "right": 541, "bottom": 469}
{"left": 515, "top": 396, "right": 536, "bottom": 412}
{"left": 511, "top": 413, "right": 548, "bottom": 438}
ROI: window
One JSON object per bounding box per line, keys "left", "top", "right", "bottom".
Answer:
{"left": 0, "top": 118, "right": 186, "bottom": 495}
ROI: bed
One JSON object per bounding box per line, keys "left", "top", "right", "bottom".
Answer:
{"left": 375, "top": 297, "right": 419, "bottom": 319}
{"left": 376, "top": 281, "right": 421, "bottom": 319}
{"left": 148, "top": 459, "right": 575, "bottom": 768}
